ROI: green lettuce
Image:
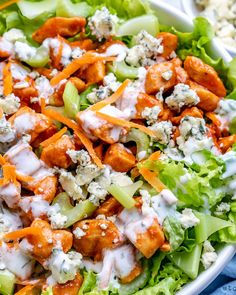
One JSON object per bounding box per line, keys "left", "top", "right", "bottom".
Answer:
{"left": 79, "top": 271, "right": 97, "bottom": 294}
{"left": 163, "top": 217, "right": 185, "bottom": 252}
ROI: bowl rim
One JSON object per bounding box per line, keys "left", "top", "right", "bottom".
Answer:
{"left": 148, "top": 1, "right": 236, "bottom": 294}
{"left": 181, "top": 0, "right": 236, "bottom": 55}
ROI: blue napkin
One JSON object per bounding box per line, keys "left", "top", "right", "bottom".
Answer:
{"left": 200, "top": 255, "right": 236, "bottom": 295}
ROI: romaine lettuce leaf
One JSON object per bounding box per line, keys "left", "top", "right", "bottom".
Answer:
{"left": 163, "top": 217, "right": 185, "bottom": 252}
{"left": 133, "top": 277, "right": 177, "bottom": 295}
{"left": 79, "top": 271, "right": 97, "bottom": 294}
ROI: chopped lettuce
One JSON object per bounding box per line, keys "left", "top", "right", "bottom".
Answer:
{"left": 134, "top": 277, "right": 177, "bottom": 295}
{"left": 163, "top": 217, "right": 185, "bottom": 252}
{"left": 79, "top": 271, "right": 97, "bottom": 295}
{"left": 169, "top": 244, "right": 202, "bottom": 279}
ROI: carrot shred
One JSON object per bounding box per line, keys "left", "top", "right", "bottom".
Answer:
{"left": 42, "top": 108, "right": 103, "bottom": 168}
{"left": 0, "top": 107, "right": 3, "bottom": 119}
{"left": 3, "top": 62, "right": 12, "bottom": 96}
{"left": 0, "top": 155, "right": 6, "bottom": 165}
{"left": 50, "top": 52, "right": 115, "bottom": 86}
{"left": 147, "top": 151, "right": 161, "bottom": 161}
{"left": 4, "top": 227, "right": 40, "bottom": 241}
{"left": 89, "top": 79, "right": 130, "bottom": 111}
{"left": 40, "top": 127, "right": 67, "bottom": 147}
{"left": 0, "top": 164, "right": 18, "bottom": 186}
{"left": 40, "top": 97, "right": 46, "bottom": 113}
{"left": 139, "top": 166, "right": 166, "bottom": 192}
{"left": 15, "top": 172, "right": 34, "bottom": 183}
{"left": 96, "top": 112, "right": 156, "bottom": 138}
{"left": 14, "top": 285, "right": 37, "bottom": 295}
{"left": 0, "top": 0, "right": 18, "bottom": 10}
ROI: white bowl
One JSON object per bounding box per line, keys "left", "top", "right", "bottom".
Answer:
{"left": 148, "top": 1, "right": 235, "bottom": 294}
{"left": 181, "top": 0, "right": 236, "bottom": 56}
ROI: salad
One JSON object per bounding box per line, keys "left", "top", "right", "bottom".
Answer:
{"left": 0, "top": 0, "right": 236, "bottom": 294}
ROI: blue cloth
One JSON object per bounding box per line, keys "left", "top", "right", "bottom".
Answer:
{"left": 200, "top": 255, "right": 236, "bottom": 295}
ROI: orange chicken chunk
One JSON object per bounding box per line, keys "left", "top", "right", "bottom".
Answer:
{"left": 40, "top": 135, "right": 75, "bottom": 169}
{"left": 184, "top": 56, "right": 226, "bottom": 97}
{"left": 104, "top": 143, "right": 136, "bottom": 172}
{"left": 32, "top": 17, "right": 86, "bottom": 43}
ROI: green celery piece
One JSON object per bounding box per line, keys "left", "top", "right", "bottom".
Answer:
{"left": 169, "top": 244, "right": 202, "bottom": 279}
{"left": 107, "top": 181, "right": 143, "bottom": 209}
{"left": 0, "top": 269, "right": 15, "bottom": 295}
{"left": 122, "top": 128, "right": 150, "bottom": 159}
{"left": 25, "top": 45, "right": 49, "bottom": 67}
{"left": 63, "top": 81, "right": 80, "bottom": 119}
{"left": 53, "top": 193, "right": 96, "bottom": 227}
{"left": 118, "top": 15, "right": 159, "bottom": 37}
{"left": 44, "top": 106, "right": 65, "bottom": 129}
{"left": 56, "top": 0, "right": 92, "bottom": 17}
{"left": 109, "top": 61, "right": 139, "bottom": 81}
{"left": 17, "top": 0, "right": 56, "bottom": 19}
{"left": 195, "top": 212, "right": 232, "bottom": 243}
{"left": 229, "top": 117, "right": 236, "bottom": 134}
{"left": 41, "top": 287, "right": 53, "bottom": 295}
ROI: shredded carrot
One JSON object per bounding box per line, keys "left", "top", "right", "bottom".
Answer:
{"left": 3, "top": 62, "right": 12, "bottom": 96}
{"left": 89, "top": 80, "right": 130, "bottom": 111}
{"left": 50, "top": 52, "right": 115, "bottom": 86}
{"left": 96, "top": 112, "right": 156, "bottom": 138}
{"left": 147, "top": 151, "right": 161, "bottom": 161}
{"left": 0, "top": 0, "right": 18, "bottom": 10}
{"left": 14, "top": 285, "right": 37, "bottom": 295}
{"left": 0, "top": 155, "right": 6, "bottom": 165}
{"left": 40, "top": 97, "right": 46, "bottom": 113}
{"left": 0, "top": 107, "right": 3, "bottom": 119}
{"left": 4, "top": 227, "right": 41, "bottom": 241}
{"left": 42, "top": 108, "right": 103, "bottom": 168}
{"left": 139, "top": 166, "right": 166, "bottom": 192}
{"left": 15, "top": 172, "right": 34, "bottom": 183}
{"left": 0, "top": 164, "right": 18, "bottom": 186}
{"left": 206, "top": 112, "right": 221, "bottom": 126}
{"left": 40, "top": 127, "right": 67, "bottom": 147}
{"left": 54, "top": 35, "right": 64, "bottom": 69}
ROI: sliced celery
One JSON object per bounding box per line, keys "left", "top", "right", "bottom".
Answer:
{"left": 56, "top": 0, "right": 92, "bottom": 17}
{"left": 53, "top": 193, "right": 96, "bottom": 227}
{"left": 25, "top": 45, "right": 49, "bottom": 68}
{"left": 109, "top": 61, "right": 139, "bottom": 81}
{"left": 45, "top": 106, "right": 65, "bottom": 129}
{"left": 118, "top": 15, "right": 159, "bottom": 37}
{"left": 63, "top": 81, "right": 80, "bottom": 119}
{"left": 229, "top": 117, "right": 236, "bottom": 134}
{"left": 18, "top": 0, "right": 56, "bottom": 20}
{"left": 107, "top": 181, "right": 142, "bottom": 209}
{"left": 195, "top": 212, "right": 232, "bottom": 243}
{"left": 122, "top": 128, "right": 150, "bottom": 159}
{"left": 0, "top": 269, "right": 15, "bottom": 295}
{"left": 169, "top": 244, "right": 202, "bottom": 279}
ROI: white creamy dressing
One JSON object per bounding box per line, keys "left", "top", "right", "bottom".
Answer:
{"left": 104, "top": 44, "right": 128, "bottom": 62}
{"left": 117, "top": 205, "right": 156, "bottom": 244}
{"left": 20, "top": 196, "right": 50, "bottom": 218}
{"left": 0, "top": 206, "right": 22, "bottom": 234}
{"left": 221, "top": 151, "right": 236, "bottom": 179}
{"left": 98, "top": 244, "right": 137, "bottom": 290}
{"left": 0, "top": 243, "right": 34, "bottom": 280}
{"left": 79, "top": 110, "right": 106, "bottom": 136}
{"left": 13, "top": 112, "right": 36, "bottom": 136}
{"left": 43, "top": 37, "right": 72, "bottom": 67}
{"left": 6, "top": 143, "right": 52, "bottom": 182}
{"left": 0, "top": 38, "right": 13, "bottom": 55}
{"left": 116, "top": 67, "right": 147, "bottom": 119}
{"left": 35, "top": 76, "right": 54, "bottom": 102}
{"left": 82, "top": 258, "right": 103, "bottom": 273}
{"left": 10, "top": 63, "right": 30, "bottom": 81}
{"left": 0, "top": 183, "right": 20, "bottom": 209}
{"left": 215, "top": 99, "right": 236, "bottom": 131}
{"left": 151, "top": 193, "right": 180, "bottom": 225}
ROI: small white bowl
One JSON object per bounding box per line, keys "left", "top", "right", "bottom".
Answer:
{"left": 181, "top": 0, "right": 236, "bottom": 56}
{"left": 148, "top": 1, "right": 235, "bottom": 294}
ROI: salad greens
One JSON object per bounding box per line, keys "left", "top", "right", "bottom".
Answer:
{"left": 0, "top": 0, "right": 236, "bottom": 294}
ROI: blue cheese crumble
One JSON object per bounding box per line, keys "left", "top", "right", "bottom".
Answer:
{"left": 88, "top": 8, "right": 118, "bottom": 41}
{"left": 165, "top": 83, "right": 200, "bottom": 112}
